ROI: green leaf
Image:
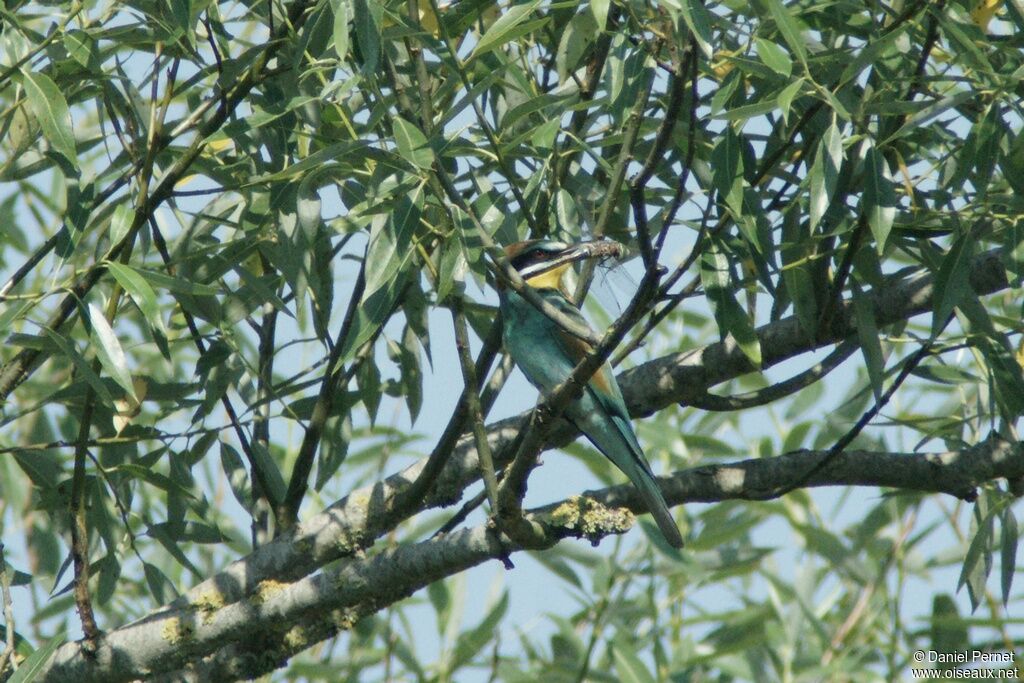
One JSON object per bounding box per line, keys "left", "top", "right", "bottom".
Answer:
{"left": 589, "top": 0, "right": 609, "bottom": 29}
{"left": 142, "top": 561, "right": 177, "bottom": 604}
{"left": 342, "top": 184, "right": 425, "bottom": 361}
{"left": 40, "top": 327, "right": 113, "bottom": 405}
{"left": 109, "top": 204, "right": 133, "bottom": 247}
{"left": 332, "top": 0, "right": 350, "bottom": 60}
{"left": 958, "top": 499, "right": 995, "bottom": 612}
{"left": 20, "top": 68, "right": 77, "bottom": 169}
{"left": 929, "top": 594, "right": 967, "bottom": 662}
{"left": 128, "top": 267, "right": 219, "bottom": 296}
{"left": 754, "top": 37, "right": 791, "bottom": 77}
{"left": 931, "top": 232, "right": 974, "bottom": 338}
{"left": 776, "top": 78, "right": 804, "bottom": 124}
{"left": 356, "top": 355, "right": 382, "bottom": 424}
{"left": 148, "top": 521, "right": 228, "bottom": 544}
{"left": 677, "top": 0, "right": 714, "bottom": 59}
{"left": 251, "top": 441, "right": 286, "bottom": 507}
{"left": 471, "top": 0, "right": 541, "bottom": 59}
{"left": 764, "top": 0, "right": 807, "bottom": 67}
{"left": 363, "top": 184, "right": 424, "bottom": 297}
{"left": 862, "top": 146, "right": 896, "bottom": 254}
{"left": 8, "top": 632, "right": 64, "bottom": 683}
{"left": 392, "top": 116, "right": 434, "bottom": 170}
{"left": 436, "top": 234, "right": 468, "bottom": 303}
{"left": 106, "top": 261, "right": 170, "bottom": 359}
{"left": 780, "top": 208, "right": 817, "bottom": 336}
{"left": 851, "top": 281, "right": 884, "bottom": 401}
{"left": 885, "top": 91, "right": 976, "bottom": 144}
{"left": 711, "top": 98, "right": 781, "bottom": 122}
{"left": 352, "top": 0, "right": 381, "bottom": 73}
{"left": 170, "top": 0, "right": 194, "bottom": 44}
{"left": 87, "top": 303, "right": 137, "bottom": 401}
{"left": 390, "top": 328, "right": 423, "bottom": 423}
{"left": 63, "top": 30, "right": 96, "bottom": 68}
{"left": 1001, "top": 506, "right": 1018, "bottom": 606}
{"left": 711, "top": 128, "right": 744, "bottom": 218}
{"left": 296, "top": 173, "right": 324, "bottom": 237}
{"left": 113, "top": 463, "right": 196, "bottom": 499}
{"left": 556, "top": 11, "right": 598, "bottom": 82}
{"left": 612, "top": 635, "right": 657, "bottom": 683}
{"left": 808, "top": 121, "right": 842, "bottom": 233}
{"left": 701, "top": 238, "right": 761, "bottom": 366}
{"left": 450, "top": 592, "right": 509, "bottom": 670}
{"left": 220, "top": 442, "right": 252, "bottom": 508}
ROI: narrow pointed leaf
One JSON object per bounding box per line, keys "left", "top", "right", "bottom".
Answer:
{"left": 1001, "top": 506, "right": 1018, "bottom": 606}
{"left": 851, "top": 281, "right": 884, "bottom": 400}
{"left": 931, "top": 232, "right": 974, "bottom": 337}
{"left": 712, "top": 128, "right": 744, "bottom": 218}
{"left": 678, "top": 0, "right": 714, "bottom": 58}
{"left": 471, "top": 0, "right": 541, "bottom": 58}
{"left": 808, "top": 122, "right": 843, "bottom": 232}
{"left": 754, "top": 37, "right": 791, "bottom": 77}
{"left": 764, "top": 0, "right": 807, "bottom": 67}
{"left": 332, "top": 0, "right": 350, "bottom": 60}
{"left": 88, "top": 303, "right": 137, "bottom": 400}
{"left": 701, "top": 239, "right": 761, "bottom": 366}
{"left": 393, "top": 116, "right": 434, "bottom": 170}
{"left": 20, "top": 68, "right": 77, "bottom": 168}
{"left": 8, "top": 633, "right": 65, "bottom": 683}
{"left": 106, "top": 261, "right": 170, "bottom": 359}
{"left": 862, "top": 146, "right": 896, "bottom": 253}
{"left": 41, "top": 328, "right": 113, "bottom": 405}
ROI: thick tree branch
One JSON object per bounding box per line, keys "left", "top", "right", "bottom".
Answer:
{"left": 34, "top": 436, "right": 1024, "bottom": 682}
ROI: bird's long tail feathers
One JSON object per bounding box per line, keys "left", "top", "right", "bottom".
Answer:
{"left": 583, "top": 412, "right": 684, "bottom": 548}
{"left": 630, "top": 466, "right": 684, "bottom": 549}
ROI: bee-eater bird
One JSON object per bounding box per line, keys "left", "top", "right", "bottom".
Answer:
{"left": 497, "top": 240, "right": 684, "bottom": 548}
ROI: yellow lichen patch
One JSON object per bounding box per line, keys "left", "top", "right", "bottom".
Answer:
{"left": 283, "top": 624, "right": 312, "bottom": 651}
{"left": 550, "top": 496, "right": 635, "bottom": 540}
{"left": 192, "top": 590, "right": 225, "bottom": 625}
{"left": 161, "top": 617, "right": 196, "bottom": 644}
{"left": 254, "top": 579, "right": 288, "bottom": 604}
{"left": 331, "top": 607, "right": 358, "bottom": 632}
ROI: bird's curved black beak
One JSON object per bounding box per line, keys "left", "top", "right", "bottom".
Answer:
{"left": 518, "top": 240, "right": 624, "bottom": 280}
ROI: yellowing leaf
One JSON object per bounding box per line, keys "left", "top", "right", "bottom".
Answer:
{"left": 971, "top": 0, "right": 1002, "bottom": 30}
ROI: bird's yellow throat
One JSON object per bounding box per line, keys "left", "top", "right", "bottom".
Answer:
{"left": 525, "top": 263, "right": 571, "bottom": 292}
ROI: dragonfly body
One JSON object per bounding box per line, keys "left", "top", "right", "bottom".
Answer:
{"left": 498, "top": 240, "right": 684, "bottom": 548}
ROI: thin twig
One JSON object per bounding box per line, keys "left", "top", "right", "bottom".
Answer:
{"left": 687, "top": 339, "right": 858, "bottom": 411}
{"left": 279, "top": 261, "right": 367, "bottom": 529}
{"left": 70, "top": 395, "right": 101, "bottom": 648}
{"left": 450, "top": 296, "right": 503, "bottom": 546}
{"left": 576, "top": 75, "right": 655, "bottom": 299}
{"left": 760, "top": 328, "right": 945, "bottom": 500}
{"left": 393, "top": 318, "right": 504, "bottom": 520}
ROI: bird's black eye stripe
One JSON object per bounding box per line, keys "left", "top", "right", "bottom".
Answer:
{"left": 511, "top": 249, "right": 547, "bottom": 270}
